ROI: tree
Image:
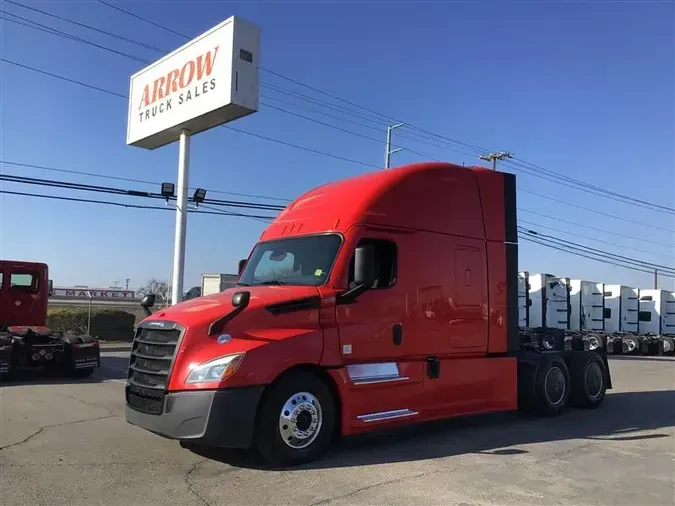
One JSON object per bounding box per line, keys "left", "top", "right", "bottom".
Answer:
{"left": 136, "top": 278, "right": 170, "bottom": 303}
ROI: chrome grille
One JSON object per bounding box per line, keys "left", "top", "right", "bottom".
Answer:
{"left": 126, "top": 323, "right": 183, "bottom": 415}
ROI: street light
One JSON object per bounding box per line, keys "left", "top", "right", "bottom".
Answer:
{"left": 161, "top": 182, "right": 175, "bottom": 203}
{"left": 192, "top": 188, "right": 207, "bottom": 206}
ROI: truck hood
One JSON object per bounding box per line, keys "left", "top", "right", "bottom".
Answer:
{"left": 143, "top": 284, "right": 321, "bottom": 328}
{"left": 141, "top": 285, "right": 325, "bottom": 390}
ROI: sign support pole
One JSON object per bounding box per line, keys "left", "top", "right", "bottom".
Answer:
{"left": 171, "top": 129, "right": 191, "bottom": 306}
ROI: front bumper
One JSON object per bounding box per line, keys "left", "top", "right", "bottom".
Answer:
{"left": 125, "top": 386, "right": 265, "bottom": 448}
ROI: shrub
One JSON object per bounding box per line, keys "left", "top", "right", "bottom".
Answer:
{"left": 47, "top": 308, "right": 136, "bottom": 341}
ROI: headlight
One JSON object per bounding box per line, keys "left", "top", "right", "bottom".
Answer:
{"left": 185, "top": 353, "right": 245, "bottom": 384}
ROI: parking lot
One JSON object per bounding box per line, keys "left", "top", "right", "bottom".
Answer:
{"left": 1, "top": 349, "right": 673, "bottom": 506}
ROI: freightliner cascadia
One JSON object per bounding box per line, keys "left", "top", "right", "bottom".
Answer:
{"left": 125, "top": 162, "right": 612, "bottom": 466}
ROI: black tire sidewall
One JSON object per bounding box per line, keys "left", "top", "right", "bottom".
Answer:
{"left": 255, "top": 371, "right": 336, "bottom": 467}
{"left": 569, "top": 352, "right": 607, "bottom": 407}
{"left": 534, "top": 356, "right": 570, "bottom": 415}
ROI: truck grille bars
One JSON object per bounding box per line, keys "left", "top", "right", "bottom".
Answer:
{"left": 126, "top": 322, "right": 183, "bottom": 415}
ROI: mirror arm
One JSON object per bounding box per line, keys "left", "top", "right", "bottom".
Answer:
{"left": 336, "top": 283, "right": 370, "bottom": 304}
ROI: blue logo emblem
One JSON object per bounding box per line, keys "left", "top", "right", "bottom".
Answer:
{"left": 217, "top": 334, "right": 232, "bottom": 344}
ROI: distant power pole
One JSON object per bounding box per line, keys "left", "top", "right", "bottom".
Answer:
{"left": 479, "top": 151, "right": 514, "bottom": 170}
{"left": 125, "top": 278, "right": 131, "bottom": 290}
{"left": 384, "top": 123, "right": 405, "bottom": 169}
{"left": 654, "top": 269, "right": 658, "bottom": 289}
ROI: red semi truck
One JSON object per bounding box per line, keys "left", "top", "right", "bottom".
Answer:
{"left": 125, "top": 162, "right": 612, "bottom": 466}
{"left": 0, "top": 260, "right": 101, "bottom": 378}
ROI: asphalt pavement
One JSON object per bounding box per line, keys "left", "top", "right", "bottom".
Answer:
{"left": 0, "top": 350, "right": 673, "bottom": 506}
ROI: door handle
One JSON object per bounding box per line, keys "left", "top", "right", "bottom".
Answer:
{"left": 392, "top": 323, "right": 403, "bottom": 346}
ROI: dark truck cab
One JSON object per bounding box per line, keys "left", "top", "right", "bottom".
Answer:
{"left": 0, "top": 260, "right": 100, "bottom": 377}
{"left": 126, "top": 162, "right": 611, "bottom": 466}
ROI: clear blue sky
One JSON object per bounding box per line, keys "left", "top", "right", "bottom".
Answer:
{"left": 1, "top": 0, "right": 673, "bottom": 292}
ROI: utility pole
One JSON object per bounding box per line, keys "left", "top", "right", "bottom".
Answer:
{"left": 479, "top": 151, "right": 514, "bottom": 171}
{"left": 384, "top": 123, "right": 405, "bottom": 169}
{"left": 125, "top": 278, "right": 130, "bottom": 290}
{"left": 654, "top": 269, "right": 658, "bottom": 289}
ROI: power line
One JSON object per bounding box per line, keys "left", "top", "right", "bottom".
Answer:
{"left": 518, "top": 208, "right": 673, "bottom": 249}
{"left": 5, "top": 169, "right": 672, "bottom": 276}
{"left": 519, "top": 187, "right": 675, "bottom": 234}
{"left": 0, "top": 155, "right": 292, "bottom": 202}
{"left": 2, "top": 32, "right": 672, "bottom": 265}
{"left": 8, "top": 3, "right": 674, "bottom": 215}
{"left": 519, "top": 235, "right": 675, "bottom": 279}
{"left": 3, "top": 57, "right": 672, "bottom": 246}
{"left": 518, "top": 218, "right": 674, "bottom": 259}
{"left": 95, "top": 0, "right": 188, "bottom": 39}
{"left": 4, "top": 0, "right": 168, "bottom": 53}
{"left": 519, "top": 228, "right": 675, "bottom": 275}
{"left": 0, "top": 174, "right": 286, "bottom": 211}
{"left": 0, "top": 11, "right": 150, "bottom": 65}
{"left": 0, "top": 190, "right": 277, "bottom": 220}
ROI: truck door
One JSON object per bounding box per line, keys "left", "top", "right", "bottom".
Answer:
{"left": 335, "top": 232, "right": 425, "bottom": 427}
{"left": 1, "top": 267, "right": 43, "bottom": 327}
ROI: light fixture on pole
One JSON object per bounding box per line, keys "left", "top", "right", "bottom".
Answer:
{"left": 192, "top": 188, "right": 207, "bottom": 207}
{"left": 161, "top": 182, "right": 175, "bottom": 204}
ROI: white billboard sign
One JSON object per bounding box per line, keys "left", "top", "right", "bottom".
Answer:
{"left": 126, "top": 16, "right": 260, "bottom": 150}
{"left": 52, "top": 288, "right": 138, "bottom": 299}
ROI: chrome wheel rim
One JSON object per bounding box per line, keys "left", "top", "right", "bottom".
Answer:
{"left": 278, "top": 392, "right": 323, "bottom": 449}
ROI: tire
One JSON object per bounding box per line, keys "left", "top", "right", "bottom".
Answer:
{"left": 255, "top": 371, "right": 336, "bottom": 467}
{"left": 568, "top": 351, "right": 607, "bottom": 408}
{"left": 662, "top": 336, "right": 675, "bottom": 355}
{"left": 518, "top": 354, "right": 570, "bottom": 416}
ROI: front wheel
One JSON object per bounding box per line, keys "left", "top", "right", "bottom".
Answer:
{"left": 255, "top": 371, "right": 336, "bottom": 467}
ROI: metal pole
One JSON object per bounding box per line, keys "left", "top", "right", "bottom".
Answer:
{"left": 654, "top": 269, "right": 658, "bottom": 289}
{"left": 384, "top": 123, "right": 405, "bottom": 169}
{"left": 86, "top": 291, "right": 92, "bottom": 336}
{"left": 171, "top": 129, "right": 191, "bottom": 306}
{"left": 384, "top": 126, "right": 392, "bottom": 169}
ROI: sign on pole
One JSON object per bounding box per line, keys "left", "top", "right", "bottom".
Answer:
{"left": 127, "top": 16, "right": 260, "bottom": 149}
{"left": 126, "top": 16, "right": 260, "bottom": 305}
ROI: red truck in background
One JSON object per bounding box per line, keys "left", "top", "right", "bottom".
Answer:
{"left": 125, "top": 162, "right": 612, "bottom": 466}
{"left": 0, "top": 260, "right": 101, "bottom": 378}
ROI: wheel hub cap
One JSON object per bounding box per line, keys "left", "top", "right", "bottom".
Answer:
{"left": 278, "top": 392, "right": 323, "bottom": 449}
{"left": 586, "top": 362, "right": 603, "bottom": 398}
{"left": 545, "top": 366, "right": 566, "bottom": 405}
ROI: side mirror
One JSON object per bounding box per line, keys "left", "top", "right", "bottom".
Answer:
{"left": 140, "top": 294, "right": 156, "bottom": 317}
{"left": 48, "top": 279, "right": 53, "bottom": 297}
{"left": 354, "top": 245, "right": 376, "bottom": 287}
{"left": 238, "top": 259, "right": 247, "bottom": 275}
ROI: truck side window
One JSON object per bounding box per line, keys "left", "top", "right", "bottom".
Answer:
{"left": 9, "top": 272, "right": 37, "bottom": 292}
{"left": 348, "top": 238, "right": 397, "bottom": 290}
{"left": 638, "top": 311, "right": 652, "bottom": 322}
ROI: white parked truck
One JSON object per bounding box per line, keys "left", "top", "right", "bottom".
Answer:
{"left": 200, "top": 273, "right": 238, "bottom": 297}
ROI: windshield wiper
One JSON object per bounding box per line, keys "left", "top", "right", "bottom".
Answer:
{"left": 259, "top": 280, "right": 287, "bottom": 285}
{"left": 236, "top": 282, "right": 250, "bottom": 286}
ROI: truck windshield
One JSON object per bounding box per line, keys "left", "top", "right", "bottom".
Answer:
{"left": 238, "top": 234, "right": 342, "bottom": 287}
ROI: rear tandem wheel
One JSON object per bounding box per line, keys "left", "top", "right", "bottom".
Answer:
{"left": 518, "top": 354, "right": 571, "bottom": 416}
